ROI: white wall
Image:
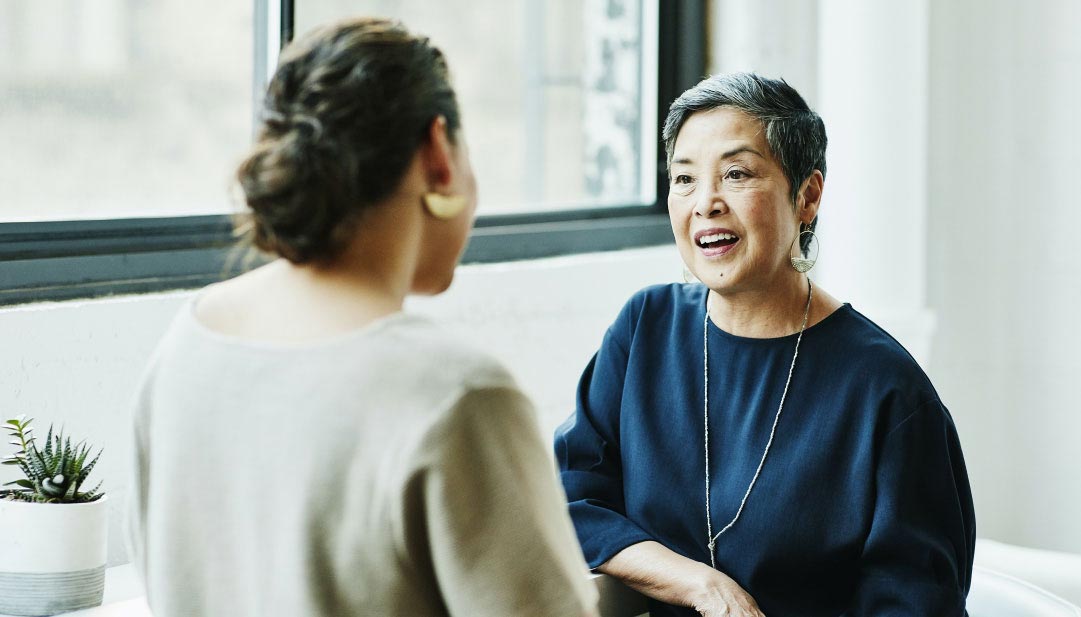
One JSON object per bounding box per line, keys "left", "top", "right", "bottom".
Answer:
{"left": 926, "top": 0, "right": 1081, "bottom": 552}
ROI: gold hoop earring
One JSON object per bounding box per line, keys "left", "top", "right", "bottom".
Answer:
{"left": 789, "top": 223, "right": 820, "bottom": 273}
{"left": 422, "top": 193, "right": 467, "bottom": 220}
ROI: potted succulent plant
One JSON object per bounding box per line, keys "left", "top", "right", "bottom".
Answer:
{"left": 0, "top": 415, "right": 108, "bottom": 616}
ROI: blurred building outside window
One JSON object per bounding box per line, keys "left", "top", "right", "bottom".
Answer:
{"left": 0, "top": 0, "right": 657, "bottom": 223}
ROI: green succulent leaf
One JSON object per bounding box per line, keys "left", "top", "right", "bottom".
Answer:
{"left": 2, "top": 419, "right": 104, "bottom": 503}
{"left": 80, "top": 450, "right": 101, "bottom": 480}
{"left": 4, "top": 417, "right": 28, "bottom": 431}
{"left": 78, "top": 481, "right": 104, "bottom": 503}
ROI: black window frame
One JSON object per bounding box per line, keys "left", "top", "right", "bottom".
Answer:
{"left": 0, "top": 0, "right": 704, "bottom": 307}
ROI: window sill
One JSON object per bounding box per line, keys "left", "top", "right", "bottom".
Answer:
{"left": 0, "top": 213, "right": 674, "bottom": 306}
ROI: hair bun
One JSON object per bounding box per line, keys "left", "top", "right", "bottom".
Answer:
{"left": 289, "top": 112, "right": 324, "bottom": 144}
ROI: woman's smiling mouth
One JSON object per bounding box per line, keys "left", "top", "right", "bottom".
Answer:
{"left": 694, "top": 228, "right": 740, "bottom": 257}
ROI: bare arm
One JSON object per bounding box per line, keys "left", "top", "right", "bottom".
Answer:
{"left": 599, "top": 541, "right": 764, "bottom": 617}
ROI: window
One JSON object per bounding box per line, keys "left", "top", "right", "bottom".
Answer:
{"left": 0, "top": 0, "right": 704, "bottom": 306}
{"left": 297, "top": 0, "right": 657, "bottom": 216}
{"left": 0, "top": 0, "right": 252, "bottom": 222}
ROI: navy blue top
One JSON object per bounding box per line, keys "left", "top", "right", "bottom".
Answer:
{"left": 555, "top": 284, "right": 975, "bottom": 616}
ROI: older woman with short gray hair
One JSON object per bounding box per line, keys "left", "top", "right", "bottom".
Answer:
{"left": 556, "top": 73, "right": 975, "bottom": 616}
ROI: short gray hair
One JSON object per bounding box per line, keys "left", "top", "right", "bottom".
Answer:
{"left": 662, "top": 73, "right": 827, "bottom": 250}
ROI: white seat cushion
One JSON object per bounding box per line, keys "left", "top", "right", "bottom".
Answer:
{"left": 976, "top": 538, "right": 1081, "bottom": 607}
{"left": 969, "top": 566, "right": 1081, "bottom": 617}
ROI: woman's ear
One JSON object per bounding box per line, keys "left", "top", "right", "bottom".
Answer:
{"left": 423, "top": 115, "right": 455, "bottom": 191}
{"left": 797, "top": 170, "right": 824, "bottom": 224}
{"left": 419, "top": 116, "right": 468, "bottom": 220}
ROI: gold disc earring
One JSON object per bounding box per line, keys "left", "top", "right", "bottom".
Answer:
{"left": 789, "top": 222, "right": 820, "bottom": 273}
{"left": 422, "top": 193, "right": 467, "bottom": 220}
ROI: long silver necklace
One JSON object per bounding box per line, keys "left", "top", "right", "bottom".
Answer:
{"left": 703, "top": 277, "right": 813, "bottom": 568}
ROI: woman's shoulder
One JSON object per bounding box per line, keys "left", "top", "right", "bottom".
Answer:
{"left": 618, "top": 282, "right": 705, "bottom": 322}
{"left": 386, "top": 316, "right": 518, "bottom": 392}
{"left": 155, "top": 297, "right": 518, "bottom": 401}
{"left": 816, "top": 304, "right": 939, "bottom": 399}
{"left": 598, "top": 283, "right": 705, "bottom": 350}
{"left": 628, "top": 281, "right": 705, "bottom": 304}
{"left": 824, "top": 306, "right": 920, "bottom": 360}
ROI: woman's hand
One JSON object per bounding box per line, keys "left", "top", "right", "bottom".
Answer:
{"left": 598, "top": 541, "right": 764, "bottom": 616}
{"left": 689, "top": 568, "right": 764, "bottom": 617}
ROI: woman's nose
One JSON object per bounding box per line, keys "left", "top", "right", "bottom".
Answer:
{"left": 692, "top": 185, "right": 726, "bottom": 217}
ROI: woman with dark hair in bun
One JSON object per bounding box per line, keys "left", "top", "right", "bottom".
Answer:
{"left": 128, "top": 18, "right": 598, "bottom": 617}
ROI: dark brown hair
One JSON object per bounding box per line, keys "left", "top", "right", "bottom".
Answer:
{"left": 236, "top": 18, "right": 461, "bottom": 263}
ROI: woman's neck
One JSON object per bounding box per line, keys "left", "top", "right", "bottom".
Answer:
{"left": 284, "top": 201, "right": 421, "bottom": 322}
{"left": 195, "top": 201, "right": 420, "bottom": 343}
{"left": 706, "top": 273, "right": 812, "bottom": 339}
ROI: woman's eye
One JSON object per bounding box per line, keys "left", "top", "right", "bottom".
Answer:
{"left": 725, "top": 169, "right": 748, "bottom": 180}
{"left": 670, "top": 175, "right": 695, "bottom": 195}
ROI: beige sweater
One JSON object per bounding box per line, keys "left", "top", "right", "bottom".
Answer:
{"left": 128, "top": 303, "right": 597, "bottom": 616}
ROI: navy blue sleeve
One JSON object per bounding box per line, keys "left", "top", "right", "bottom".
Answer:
{"left": 846, "top": 400, "right": 976, "bottom": 616}
{"left": 554, "top": 296, "right": 656, "bottom": 569}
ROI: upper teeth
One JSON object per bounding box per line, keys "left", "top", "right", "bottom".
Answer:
{"left": 698, "top": 233, "right": 736, "bottom": 245}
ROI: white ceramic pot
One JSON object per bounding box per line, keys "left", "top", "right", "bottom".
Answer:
{"left": 0, "top": 495, "right": 108, "bottom": 616}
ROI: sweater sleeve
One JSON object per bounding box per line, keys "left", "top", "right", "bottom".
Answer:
{"left": 554, "top": 299, "right": 656, "bottom": 569}
{"left": 420, "top": 385, "right": 598, "bottom": 617}
{"left": 845, "top": 400, "right": 976, "bottom": 616}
